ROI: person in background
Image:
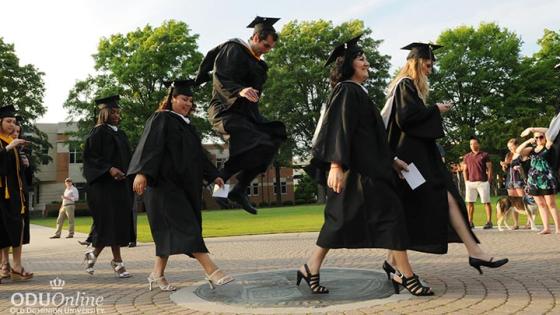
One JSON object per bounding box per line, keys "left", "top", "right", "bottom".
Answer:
{"left": 50, "top": 178, "right": 79, "bottom": 239}
{"left": 463, "top": 137, "right": 493, "bottom": 229}
{"left": 517, "top": 130, "right": 559, "bottom": 234}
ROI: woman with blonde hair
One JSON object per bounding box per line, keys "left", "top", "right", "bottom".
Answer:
{"left": 517, "top": 130, "right": 559, "bottom": 234}
{"left": 381, "top": 42, "right": 508, "bottom": 274}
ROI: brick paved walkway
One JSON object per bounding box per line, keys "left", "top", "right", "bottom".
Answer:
{"left": 0, "top": 224, "right": 559, "bottom": 314}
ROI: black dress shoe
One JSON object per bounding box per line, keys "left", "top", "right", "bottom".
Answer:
{"left": 128, "top": 242, "right": 136, "bottom": 248}
{"left": 66, "top": 235, "right": 74, "bottom": 239}
{"left": 49, "top": 235, "right": 60, "bottom": 239}
{"left": 227, "top": 190, "right": 258, "bottom": 215}
{"left": 483, "top": 222, "right": 493, "bottom": 229}
{"left": 78, "top": 240, "right": 91, "bottom": 246}
{"left": 469, "top": 256, "right": 509, "bottom": 274}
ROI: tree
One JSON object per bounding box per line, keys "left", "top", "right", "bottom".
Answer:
{"left": 64, "top": 20, "right": 210, "bottom": 147}
{"left": 262, "top": 19, "right": 391, "bottom": 163}
{"left": 430, "top": 23, "right": 524, "bottom": 162}
{"left": 0, "top": 37, "right": 51, "bottom": 167}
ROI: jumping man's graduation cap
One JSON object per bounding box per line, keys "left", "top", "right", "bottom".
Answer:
{"left": 325, "top": 33, "right": 364, "bottom": 67}
{"left": 0, "top": 105, "right": 17, "bottom": 118}
{"left": 164, "top": 79, "right": 196, "bottom": 96}
{"left": 401, "top": 42, "right": 443, "bottom": 62}
{"left": 247, "top": 16, "right": 280, "bottom": 33}
{"left": 95, "top": 95, "right": 120, "bottom": 109}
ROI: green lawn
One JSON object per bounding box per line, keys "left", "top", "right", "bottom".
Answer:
{"left": 32, "top": 196, "right": 546, "bottom": 243}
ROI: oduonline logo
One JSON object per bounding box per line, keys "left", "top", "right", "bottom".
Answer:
{"left": 10, "top": 277, "right": 105, "bottom": 314}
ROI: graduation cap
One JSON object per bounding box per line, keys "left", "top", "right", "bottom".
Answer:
{"left": 247, "top": 16, "right": 280, "bottom": 33}
{"left": 0, "top": 105, "right": 17, "bottom": 118}
{"left": 555, "top": 63, "right": 560, "bottom": 70}
{"left": 164, "top": 79, "right": 195, "bottom": 96}
{"left": 325, "top": 33, "right": 364, "bottom": 67}
{"left": 401, "top": 42, "right": 443, "bottom": 61}
{"left": 94, "top": 95, "right": 120, "bottom": 109}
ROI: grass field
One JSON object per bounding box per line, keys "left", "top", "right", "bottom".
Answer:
{"left": 31, "top": 196, "right": 546, "bottom": 243}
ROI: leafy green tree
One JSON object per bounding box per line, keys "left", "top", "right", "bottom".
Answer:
{"left": 262, "top": 19, "right": 390, "bottom": 163}
{"left": 430, "top": 23, "right": 524, "bottom": 162}
{"left": 0, "top": 37, "right": 51, "bottom": 167}
{"left": 64, "top": 20, "right": 210, "bottom": 147}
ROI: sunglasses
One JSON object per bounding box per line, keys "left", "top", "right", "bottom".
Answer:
{"left": 534, "top": 135, "right": 544, "bottom": 140}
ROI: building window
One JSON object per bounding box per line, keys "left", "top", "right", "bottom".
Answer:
{"left": 216, "top": 157, "right": 226, "bottom": 170}
{"left": 41, "top": 147, "right": 49, "bottom": 165}
{"left": 69, "top": 144, "right": 83, "bottom": 164}
{"left": 252, "top": 182, "right": 259, "bottom": 195}
{"left": 273, "top": 180, "right": 287, "bottom": 195}
{"left": 245, "top": 181, "right": 259, "bottom": 196}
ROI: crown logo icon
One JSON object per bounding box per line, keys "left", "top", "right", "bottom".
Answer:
{"left": 50, "top": 277, "right": 65, "bottom": 290}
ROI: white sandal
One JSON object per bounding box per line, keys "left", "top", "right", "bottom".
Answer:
{"left": 205, "top": 268, "right": 234, "bottom": 289}
{"left": 83, "top": 249, "right": 97, "bottom": 275}
{"left": 110, "top": 260, "right": 132, "bottom": 278}
{"left": 147, "top": 273, "right": 176, "bottom": 291}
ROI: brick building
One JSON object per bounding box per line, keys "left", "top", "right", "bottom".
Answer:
{"left": 33, "top": 123, "right": 295, "bottom": 211}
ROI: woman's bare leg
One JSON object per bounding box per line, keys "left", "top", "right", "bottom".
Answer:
{"left": 447, "top": 192, "right": 492, "bottom": 261}
{"left": 544, "top": 195, "right": 560, "bottom": 233}
{"left": 534, "top": 196, "right": 550, "bottom": 234}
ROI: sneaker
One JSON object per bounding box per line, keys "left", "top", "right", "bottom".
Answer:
{"left": 483, "top": 222, "right": 493, "bottom": 229}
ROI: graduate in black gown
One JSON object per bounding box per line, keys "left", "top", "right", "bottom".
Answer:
{"left": 82, "top": 95, "right": 133, "bottom": 278}
{"left": 128, "top": 79, "right": 234, "bottom": 292}
{"left": 195, "top": 16, "right": 287, "bottom": 215}
{"left": 0, "top": 105, "right": 33, "bottom": 281}
{"left": 381, "top": 43, "right": 508, "bottom": 274}
{"left": 299, "top": 36, "right": 433, "bottom": 296}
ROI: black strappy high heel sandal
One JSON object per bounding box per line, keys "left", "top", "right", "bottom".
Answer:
{"left": 469, "top": 257, "right": 509, "bottom": 274}
{"left": 296, "top": 264, "right": 329, "bottom": 294}
{"left": 382, "top": 260, "right": 396, "bottom": 280}
{"left": 392, "top": 273, "right": 434, "bottom": 296}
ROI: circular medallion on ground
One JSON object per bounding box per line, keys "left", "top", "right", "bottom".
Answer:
{"left": 171, "top": 268, "right": 411, "bottom": 314}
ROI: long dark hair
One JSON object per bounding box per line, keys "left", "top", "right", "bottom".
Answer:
{"left": 329, "top": 50, "right": 364, "bottom": 88}
{"left": 157, "top": 88, "right": 196, "bottom": 114}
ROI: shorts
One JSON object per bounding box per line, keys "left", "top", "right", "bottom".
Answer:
{"left": 465, "top": 181, "right": 491, "bottom": 203}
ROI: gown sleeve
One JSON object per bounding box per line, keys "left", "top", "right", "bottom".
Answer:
{"left": 311, "top": 83, "right": 360, "bottom": 172}
{"left": 394, "top": 79, "right": 444, "bottom": 139}
{"left": 213, "top": 43, "right": 249, "bottom": 109}
{"left": 83, "top": 127, "right": 114, "bottom": 183}
{"left": 126, "top": 112, "right": 167, "bottom": 182}
{"left": 201, "top": 150, "right": 219, "bottom": 185}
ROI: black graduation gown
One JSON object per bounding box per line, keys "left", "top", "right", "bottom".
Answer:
{"left": 386, "top": 78, "right": 479, "bottom": 254}
{"left": 83, "top": 125, "right": 133, "bottom": 247}
{"left": 127, "top": 111, "right": 219, "bottom": 257}
{"left": 307, "top": 82, "right": 409, "bottom": 250}
{"left": 19, "top": 152, "right": 32, "bottom": 245}
{"left": 0, "top": 139, "right": 26, "bottom": 249}
{"left": 201, "top": 39, "right": 286, "bottom": 164}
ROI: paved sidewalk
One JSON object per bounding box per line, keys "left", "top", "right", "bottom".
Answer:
{"left": 0, "top": 224, "right": 559, "bottom": 314}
